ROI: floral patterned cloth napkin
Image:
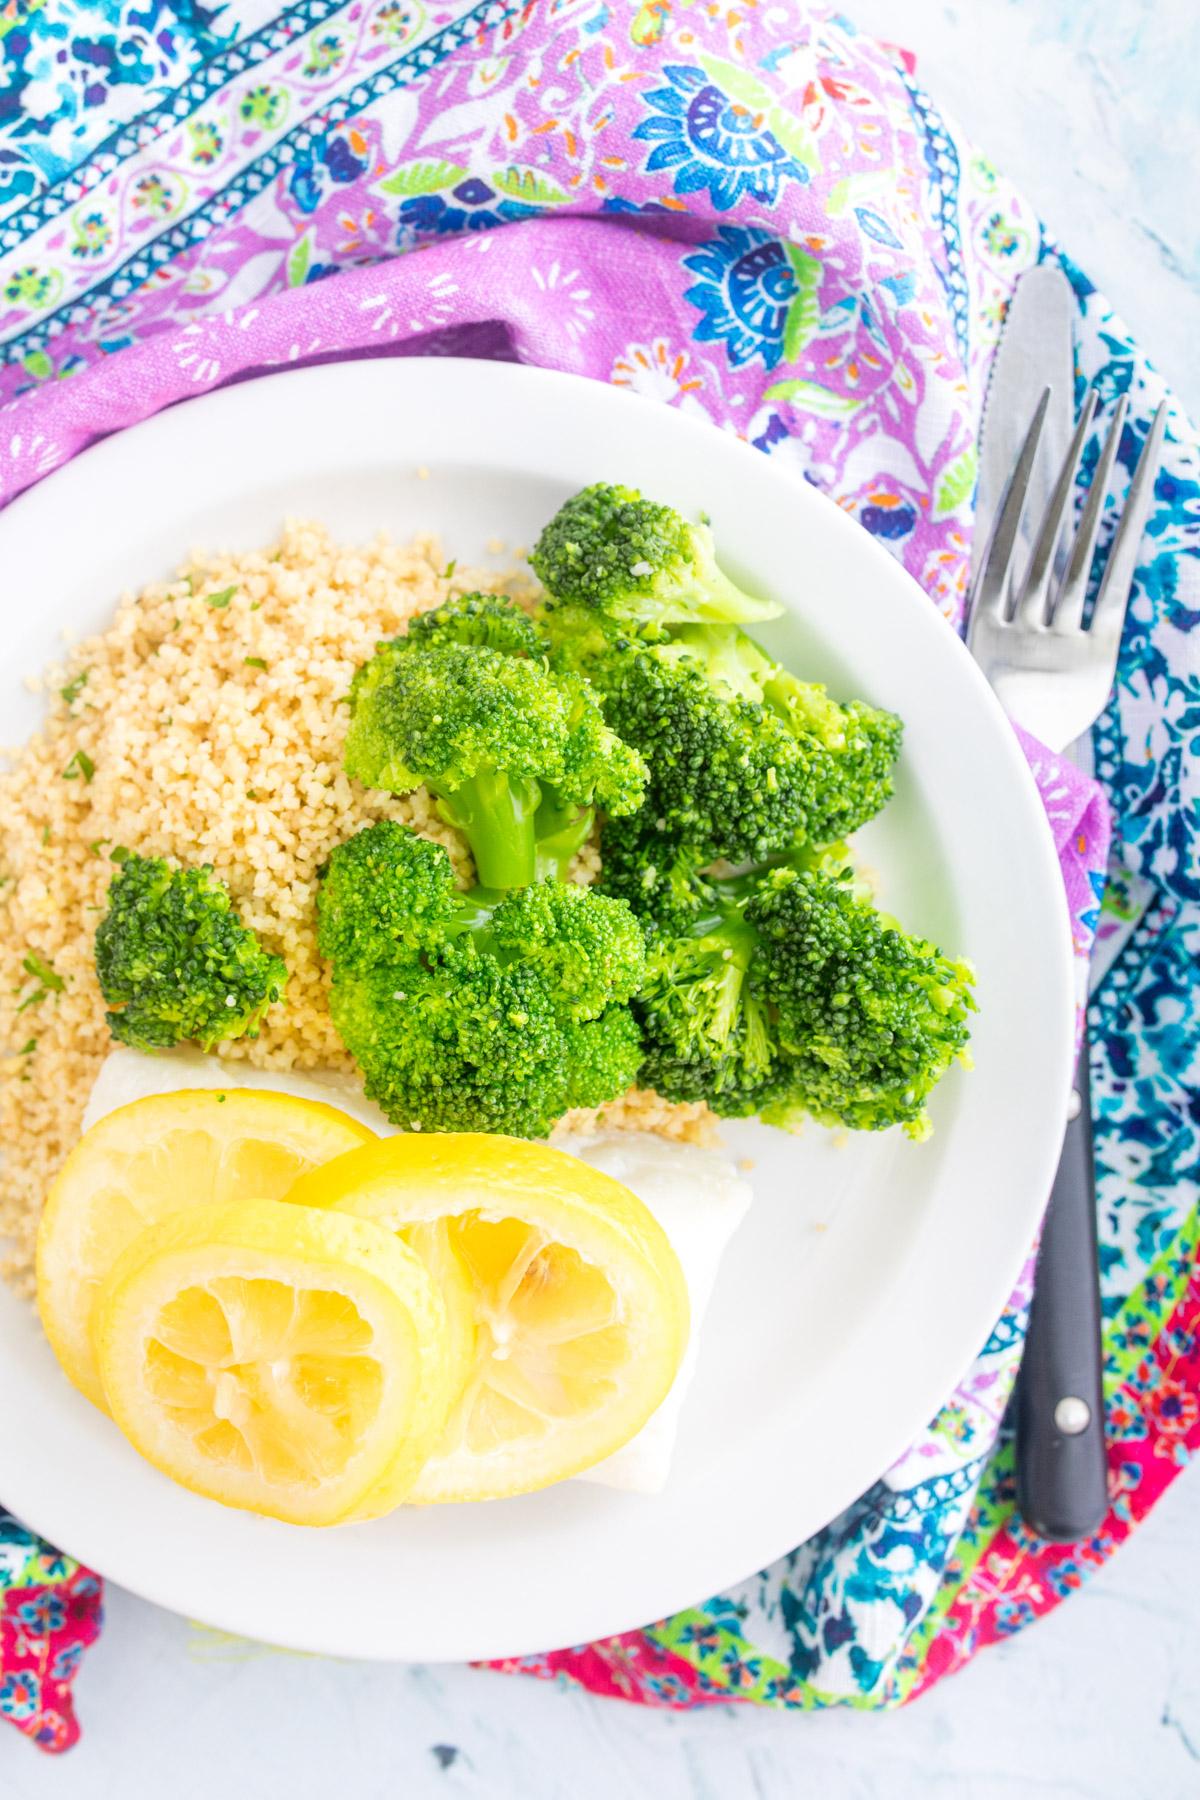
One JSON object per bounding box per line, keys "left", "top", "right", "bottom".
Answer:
{"left": 0, "top": 0, "right": 1196, "bottom": 1754}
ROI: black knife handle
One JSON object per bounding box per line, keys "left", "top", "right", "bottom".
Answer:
{"left": 1014, "top": 1026, "right": 1109, "bottom": 1542}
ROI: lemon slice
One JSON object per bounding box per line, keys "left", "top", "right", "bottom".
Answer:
{"left": 95, "top": 1199, "right": 461, "bottom": 1526}
{"left": 37, "top": 1090, "right": 375, "bottom": 1410}
{"left": 285, "top": 1135, "right": 690, "bottom": 1504}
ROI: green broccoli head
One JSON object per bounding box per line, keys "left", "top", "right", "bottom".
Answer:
{"left": 666, "top": 625, "right": 904, "bottom": 847}
{"left": 623, "top": 848, "right": 973, "bottom": 1137}
{"left": 318, "top": 823, "right": 645, "bottom": 1135}
{"left": 560, "top": 1007, "right": 646, "bottom": 1111}
{"left": 535, "top": 601, "right": 627, "bottom": 689}
{"left": 344, "top": 639, "right": 646, "bottom": 890}
{"left": 94, "top": 854, "right": 286, "bottom": 1052}
{"left": 345, "top": 638, "right": 558, "bottom": 799}
{"left": 407, "top": 590, "right": 546, "bottom": 658}
{"left": 634, "top": 909, "right": 776, "bottom": 1116}
{"left": 596, "top": 816, "right": 719, "bottom": 943}
{"left": 531, "top": 483, "right": 783, "bottom": 627}
{"left": 554, "top": 670, "right": 647, "bottom": 817}
{"left": 579, "top": 637, "right": 807, "bottom": 865}
{"left": 549, "top": 612, "right": 889, "bottom": 866}
{"left": 746, "top": 867, "right": 975, "bottom": 1140}
{"left": 486, "top": 879, "right": 646, "bottom": 1021}
{"left": 757, "top": 669, "right": 904, "bottom": 844}
{"left": 329, "top": 948, "right": 571, "bottom": 1137}
{"left": 315, "top": 818, "right": 468, "bottom": 967}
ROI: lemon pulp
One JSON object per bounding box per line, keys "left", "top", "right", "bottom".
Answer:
{"left": 285, "top": 1134, "right": 690, "bottom": 1503}
{"left": 96, "top": 1199, "right": 463, "bottom": 1525}
{"left": 36, "top": 1089, "right": 375, "bottom": 1410}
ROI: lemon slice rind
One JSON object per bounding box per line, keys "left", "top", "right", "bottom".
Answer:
{"left": 95, "top": 1198, "right": 461, "bottom": 1526}
{"left": 36, "top": 1089, "right": 375, "bottom": 1412}
{"left": 285, "top": 1134, "right": 690, "bottom": 1505}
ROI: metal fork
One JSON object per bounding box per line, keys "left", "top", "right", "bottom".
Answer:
{"left": 967, "top": 386, "right": 1167, "bottom": 1541}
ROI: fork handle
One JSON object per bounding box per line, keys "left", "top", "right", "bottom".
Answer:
{"left": 1014, "top": 1027, "right": 1109, "bottom": 1542}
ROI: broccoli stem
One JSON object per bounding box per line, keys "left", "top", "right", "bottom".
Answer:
{"left": 448, "top": 888, "right": 506, "bottom": 938}
{"left": 433, "top": 766, "right": 542, "bottom": 890}
{"left": 666, "top": 624, "right": 772, "bottom": 702}
{"left": 698, "top": 921, "right": 757, "bottom": 1045}
{"left": 688, "top": 869, "right": 764, "bottom": 938}
{"left": 759, "top": 667, "right": 849, "bottom": 746}
{"left": 692, "top": 541, "right": 783, "bottom": 625}
{"left": 533, "top": 787, "right": 595, "bottom": 883}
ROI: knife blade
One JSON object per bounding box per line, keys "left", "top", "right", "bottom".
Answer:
{"left": 972, "top": 260, "right": 1109, "bottom": 1545}
{"left": 973, "top": 263, "right": 1077, "bottom": 580}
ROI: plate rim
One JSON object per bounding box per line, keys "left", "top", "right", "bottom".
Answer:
{"left": 0, "top": 355, "right": 1074, "bottom": 1661}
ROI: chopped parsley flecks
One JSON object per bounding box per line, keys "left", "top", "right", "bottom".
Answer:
{"left": 22, "top": 951, "right": 64, "bottom": 992}
{"left": 60, "top": 668, "right": 90, "bottom": 709}
{"left": 62, "top": 749, "right": 95, "bottom": 784}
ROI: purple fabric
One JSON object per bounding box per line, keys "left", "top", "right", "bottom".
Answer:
{"left": 0, "top": 224, "right": 1110, "bottom": 925}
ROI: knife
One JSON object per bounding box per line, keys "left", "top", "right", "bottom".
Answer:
{"left": 973, "top": 262, "right": 1077, "bottom": 580}
{"left": 973, "top": 262, "right": 1110, "bottom": 1543}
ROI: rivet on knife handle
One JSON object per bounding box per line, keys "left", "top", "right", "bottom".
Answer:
{"left": 1014, "top": 1029, "right": 1108, "bottom": 1542}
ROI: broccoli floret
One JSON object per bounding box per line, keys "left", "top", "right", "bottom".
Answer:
{"left": 636, "top": 905, "right": 776, "bottom": 1115}
{"left": 315, "top": 816, "right": 467, "bottom": 962}
{"left": 560, "top": 1007, "right": 646, "bottom": 1111}
{"left": 531, "top": 483, "right": 783, "bottom": 626}
{"left": 94, "top": 854, "right": 286, "bottom": 1051}
{"left": 626, "top": 849, "right": 778, "bottom": 1114}
{"left": 606, "top": 648, "right": 805, "bottom": 864}
{"left": 596, "top": 816, "right": 721, "bottom": 942}
{"left": 669, "top": 625, "right": 903, "bottom": 842}
{"left": 485, "top": 879, "right": 645, "bottom": 1021}
{"left": 747, "top": 867, "right": 975, "bottom": 1139}
{"left": 766, "top": 678, "right": 901, "bottom": 844}
{"left": 317, "top": 824, "right": 646, "bottom": 1135}
{"left": 329, "top": 949, "right": 570, "bottom": 1138}
{"left": 344, "top": 640, "right": 646, "bottom": 890}
{"left": 407, "top": 590, "right": 545, "bottom": 659}
{"left": 568, "top": 633, "right": 806, "bottom": 865}
{"left": 547, "top": 613, "right": 900, "bottom": 859}
{"left": 628, "top": 852, "right": 974, "bottom": 1139}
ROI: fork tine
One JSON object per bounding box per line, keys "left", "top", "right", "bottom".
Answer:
{"left": 1089, "top": 399, "right": 1168, "bottom": 640}
{"left": 1051, "top": 395, "right": 1128, "bottom": 634}
{"left": 1012, "top": 389, "right": 1099, "bottom": 628}
{"left": 967, "top": 387, "right": 1050, "bottom": 642}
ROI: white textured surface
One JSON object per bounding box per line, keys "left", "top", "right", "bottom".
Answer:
{"left": 851, "top": 0, "right": 1200, "bottom": 415}
{"left": 8, "top": 1, "right": 1200, "bottom": 1788}
{"left": 7, "top": 1474, "right": 1200, "bottom": 1799}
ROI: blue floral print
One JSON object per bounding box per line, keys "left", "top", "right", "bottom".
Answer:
{"left": 634, "top": 64, "right": 801, "bottom": 209}
{"left": 396, "top": 178, "right": 539, "bottom": 240}
{"left": 683, "top": 226, "right": 797, "bottom": 369}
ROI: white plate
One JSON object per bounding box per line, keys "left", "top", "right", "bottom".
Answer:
{"left": 0, "top": 359, "right": 1073, "bottom": 1661}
